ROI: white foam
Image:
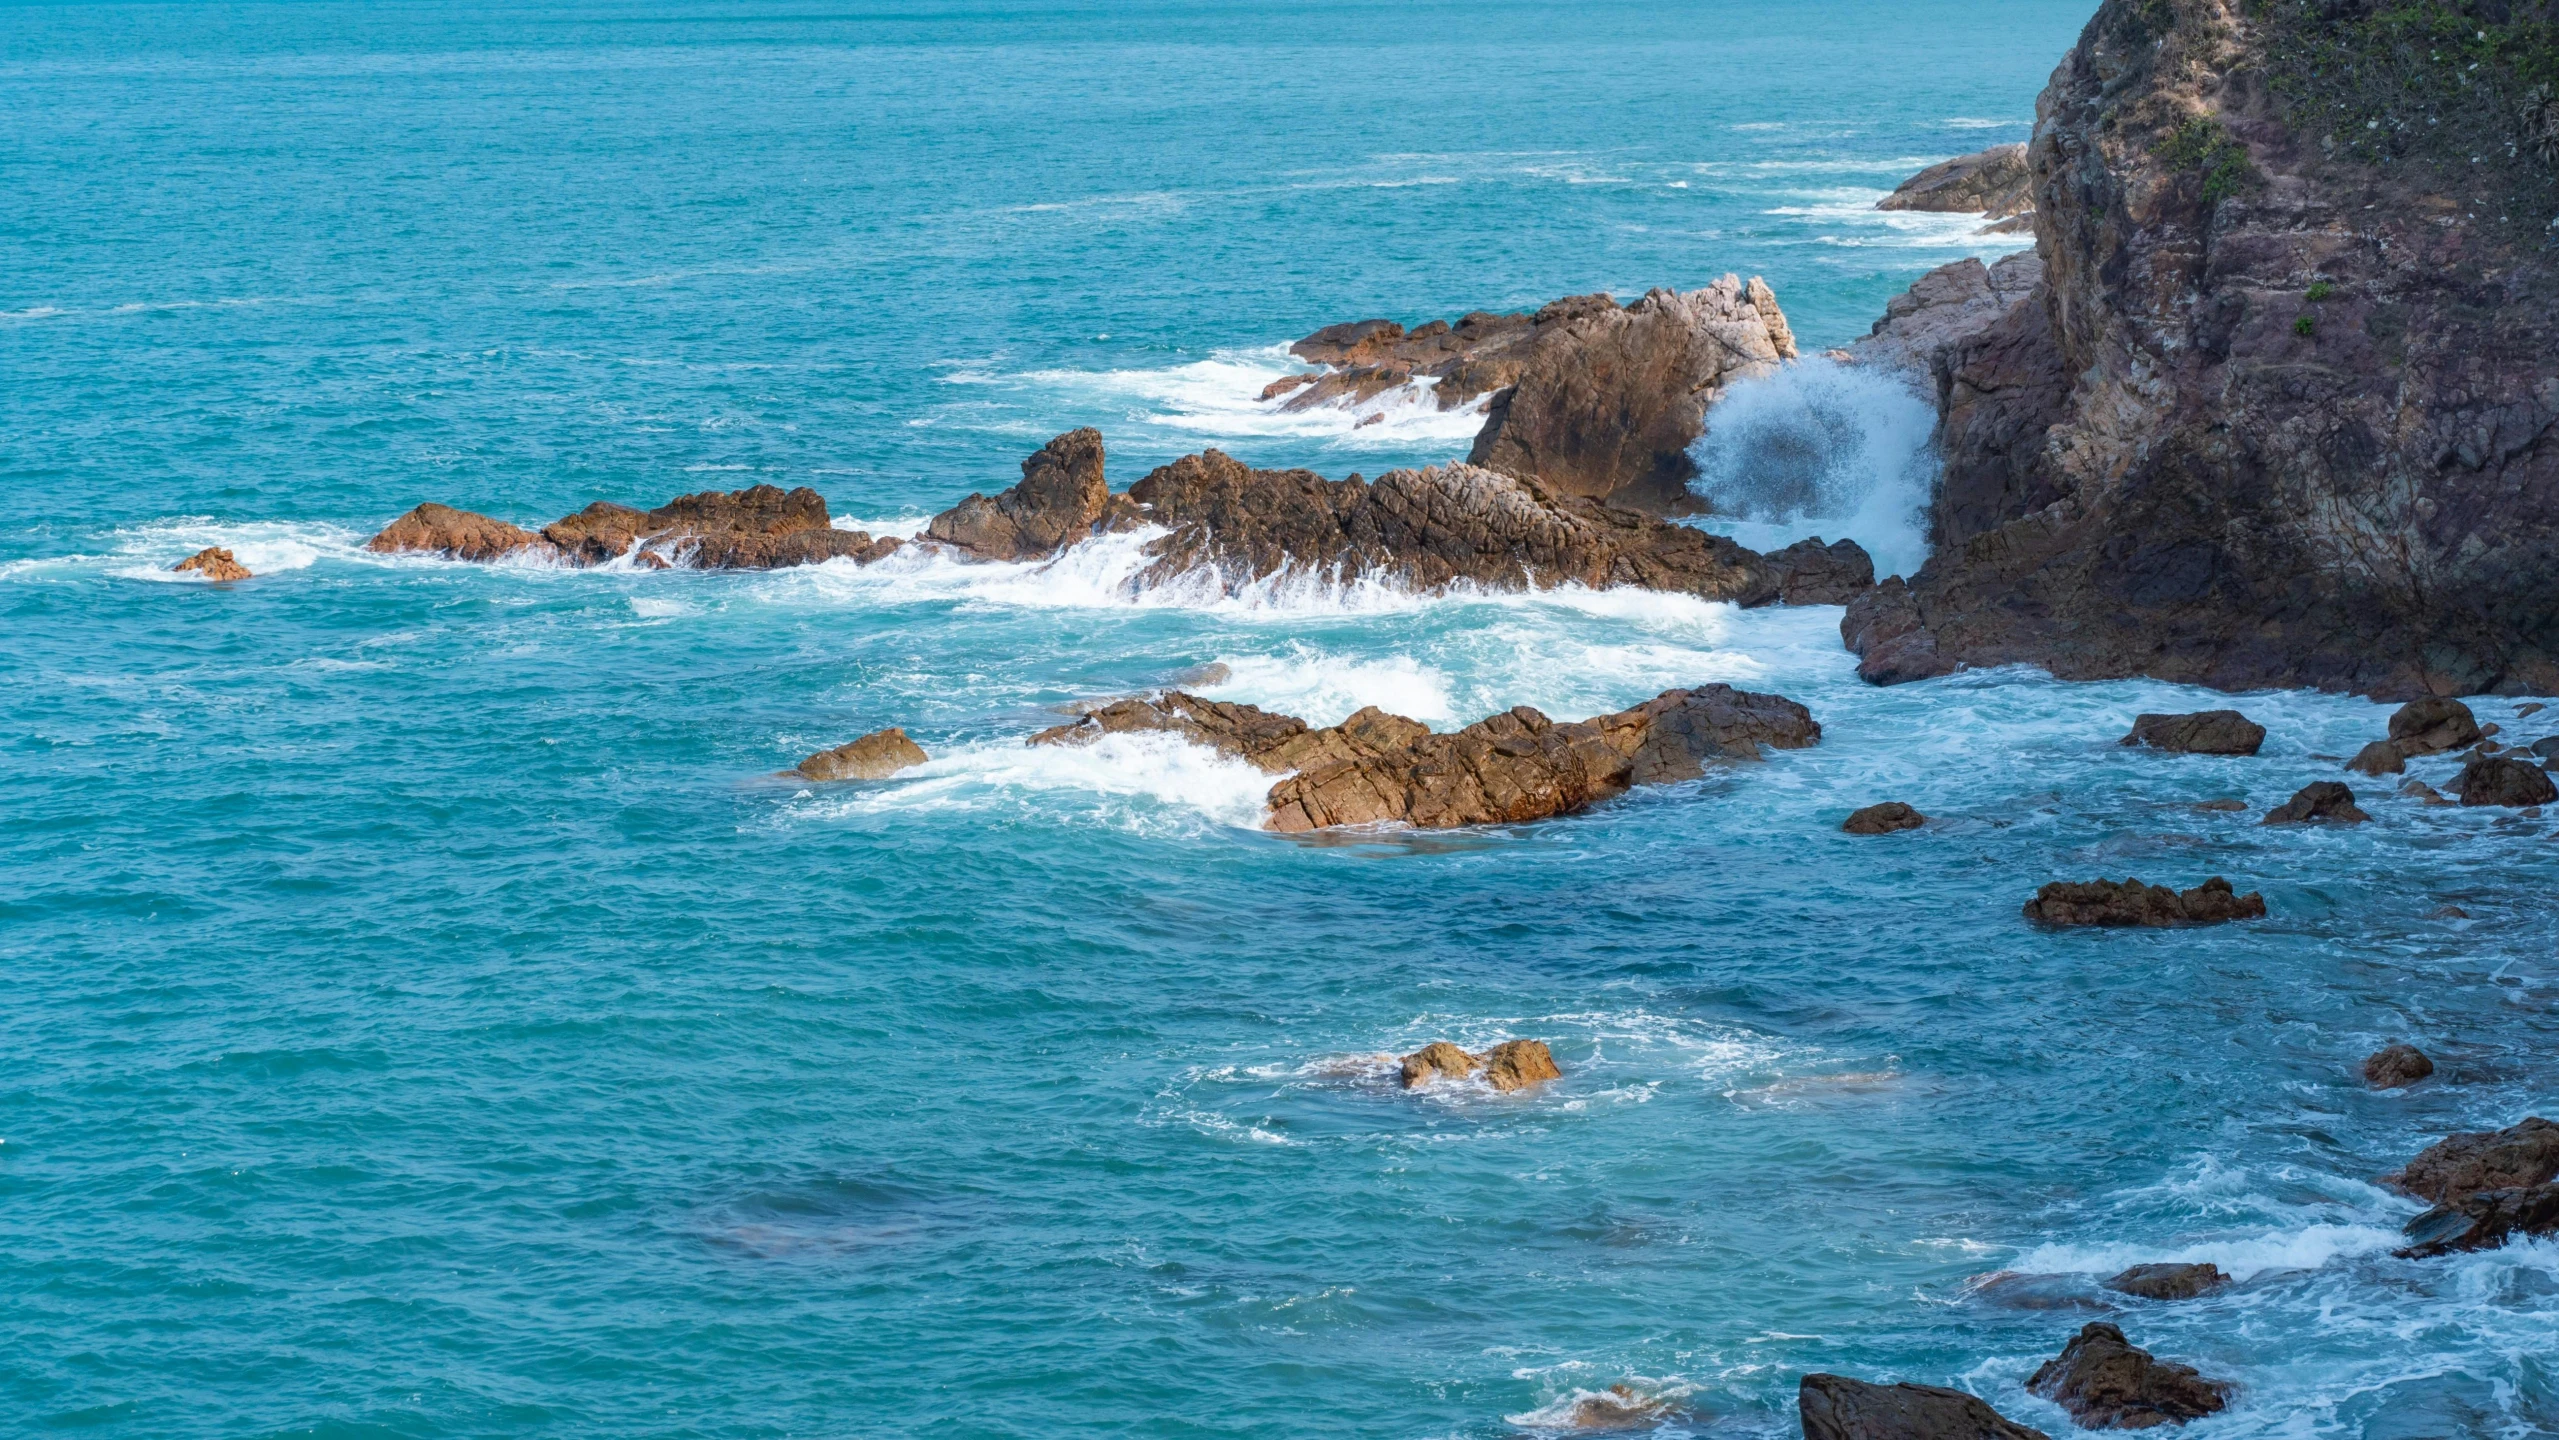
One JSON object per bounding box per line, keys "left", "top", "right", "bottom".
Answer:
{"left": 790, "top": 731, "right": 1279, "bottom": 834}
{"left": 1688, "top": 356, "right": 1939, "bottom": 579}
{"left": 2011, "top": 1222, "right": 2406, "bottom": 1282}
{"left": 1197, "top": 648, "right": 1458, "bottom": 727}
{"left": 105, "top": 518, "right": 358, "bottom": 582}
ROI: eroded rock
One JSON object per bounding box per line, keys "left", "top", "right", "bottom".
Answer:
{"left": 2450, "top": 754, "right": 2558, "bottom": 808}
{"left": 2025, "top": 1322, "right": 2229, "bottom": 1429}
{"left": 1398, "top": 1041, "right": 1479, "bottom": 1089}
{"left": 2382, "top": 1117, "right": 2559, "bottom": 1205}
{"left": 370, "top": 487, "right": 897, "bottom": 571}
{"left": 367, "top": 503, "right": 552, "bottom": 563}
{"left": 2261, "top": 781, "right": 2367, "bottom": 826}
{"left": 2397, "top": 1182, "right": 2559, "bottom": 1259}
{"left": 2021, "top": 877, "right": 2265, "bottom": 928}
{"left": 2362, "top": 1044, "right": 2433, "bottom": 1089}
{"left": 1844, "top": 802, "right": 1927, "bottom": 835}
{"left": 1877, "top": 144, "right": 2033, "bottom": 219}
{"left": 795, "top": 728, "right": 929, "bottom": 781}
{"left": 922, "top": 428, "right": 1142, "bottom": 561}
{"left": 1482, "top": 1039, "right": 1561, "bottom": 1092}
{"left": 1798, "top": 1375, "right": 2050, "bottom": 1440}
{"left": 1846, "top": 252, "right": 2045, "bottom": 384}
{"left": 1767, "top": 536, "right": 1879, "bottom": 605}
{"left": 2120, "top": 711, "right": 2265, "bottom": 756}
{"left": 173, "top": 547, "right": 251, "bottom": 581}
{"left": 2103, "top": 1264, "right": 2226, "bottom": 1301}
{"left": 1028, "top": 692, "right": 1430, "bottom": 778}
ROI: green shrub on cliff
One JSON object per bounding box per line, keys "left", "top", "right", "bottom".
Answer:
{"left": 2158, "top": 115, "right": 2261, "bottom": 203}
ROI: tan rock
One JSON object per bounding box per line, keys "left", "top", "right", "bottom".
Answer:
{"left": 1481, "top": 1039, "right": 1561, "bottom": 1092}
{"left": 172, "top": 546, "right": 250, "bottom": 581}
{"left": 795, "top": 727, "right": 929, "bottom": 781}
{"left": 366, "top": 503, "right": 551, "bottom": 563}
{"left": 1397, "top": 1041, "right": 1479, "bottom": 1089}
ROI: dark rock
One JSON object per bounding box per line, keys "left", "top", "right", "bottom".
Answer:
{"left": 1844, "top": 801, "right": 1927, "bottom": 835}
{"left": 2344, "top": 740, "right": 2405, "bottom": 777}
{"left": 2026, "top": 1322, "right": 2229, "bottom": 1429}
{"left": 2192, "top": 798, "right": 2247, "bottom": 812}
{"left": 2361, "top": 1044, "right": 2434, "bottom": 1089}
{"left": 366, "top": 503, "right": 553, "bottom": 563}
{"left": 1841, "top": 577, "right": 1954, "bottom": 684}
{"left": 173, "top": 546, "right": 251, "bottom": 581}
{"left": 1482, "top": 1039, "right": 1561, "bottom": 1092}
{"left": 1557, "top": 1384, "right": 1674, "bottom": 1430}
{"left": 2450, "top": 754, "right": 2558, "bottom": 808}
{"left": 2119, "top": 710, "right": 2265, "bottom": 756}
{"left": 2261, "top": 781, "right": 2368, "bottom": 826}
{"left": 1767, "top": 537, "right": 1879, "bottom": 605}
{"left": 2022, "top": 877, "right": 2265, "bottom": 928}
{"left": 1798, "top": 1374, "right": 2050, "bottom": 1440}
{"left": 2427, "top": 904, "right": 2471, "bottom": 919}
{"left": 794, "top": 727, "right": 928, "bottom": 782}
{"left": 2103, "top": 1263, "right": 2227, "bottom": 1301}
{"left": 922, "top": 428, "right": 1143, "bottom": 561}
{"left": 2390, "top": 699, "right": 2482, "bottom": 758}
{"left": 2528, "top": 737, "right": 2559, "bottom": 760}
{"left": 2396, "top": 1182, "right": 2559, "bottom": 1258}
{"left": 2399, "top": 779, "right": 2454, "bottom": 806}
{"left": 2382, "top": 1118, "right": 2559, "bottom": 1205}
{"left": 2519, "top": 703, "right": 2547, "bottom": 718}
{"left": 1877, "top": 143, "right": 2033, "bottom": 218}
{"left": 1964, "top": 1272, "right": 2111, "bottom": 1313}
{"left": 1398, "top": 1041, "right": 1478, "bottom": 1089}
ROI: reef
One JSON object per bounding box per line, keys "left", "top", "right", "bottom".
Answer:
{"left": 367, "top": 485, "right": 901, "bottom": 570}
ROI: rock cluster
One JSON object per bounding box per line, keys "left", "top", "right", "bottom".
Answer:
{"left": 368, "top": 486, "right": 900, "bottom": 571}
{"left": 2360, "top": 1044, "right": 2433, "bottom": 1089}
{"left": 795, "top": 728, "right": 929, "bottom": 781}
{"left": 922, "top": 428, "right": 1140, "bottom": 562}
{"left": 1798, "top": 1375, "right": 2049, "bottom": 1440}
{"left": 1843, "top": 801, "right": 1926, "bottom": 835}
{"left": 2021, "top": 878, "right": 2264, "bottom": 928}
{"left": 2103, "top": 1263, "right": 2226, "bottom": 1301}
{"left": 1397, "top": 1039, "right": 1561, "bottom": 1093}
{"left": 2025, "top": 1323, "right": 2229, "bottom": 1429}
{"left": 2118, "top": 710, "right": 2264, "bottom": 756}
{"left": 2260, "top": 781, "right": 2366, "bottom": 827}
{"left": 173, "top": 547, "right": 251, "bottom": 581}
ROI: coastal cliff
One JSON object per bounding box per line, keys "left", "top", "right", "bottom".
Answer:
{"left": 1851, "top": 0, "right": 2559, "bottom": 699}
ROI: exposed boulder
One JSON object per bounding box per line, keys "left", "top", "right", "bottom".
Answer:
{"left": 2361, "top": 1044, "right": 2434, "bottom": 1089}
{"left": 1798, "top": 1375, "right": 2050, "bottom": 1440}
{"left": 1877, "top": 143, "right": 2034, "bottom": 219}
{"left": 1844, "top": 802, "right": 1927, "bottom": 835}
{"left": 2450, "top": 754, "right": 2558, "bottom": 808}
{"left": 2382, "top": 1117, "right": 2559, "bottom": 1205}
{"left": 922, "top": 428, "right": 1143, "bottom": 561}
{"left": 2119, "top": 710, "right": 2265, "bottom": 756}
{"left": 366, "top": 503, "right": 552, "bottom": 563}
{"left": 2344, "top": 741, "right": 2405, "bottom": 777}
{"left": 2021, "top": 877, "right": 2264, "bottom": 928}
{"left": 1398, "top": 1041, "right": 1479, "bottom": 1089}
{"left": 172, "top": 546, "right": 251, "bottom": 581}
{"left": 2390, "top": 699, "right": 2482, "bottom": 758}
{"left": 2025, "top": 1322, "right": 2229, "bottom": 1429}
{"left": 2103, "top": 1263, "right": 2226, "bottom": 1301}
{"left": 1767, "top": 537, "right": 1879, "bottom": 605}
{"left": 2396, "top": 1182, "right": 2559, "bottom": 1259}
{"left": 795, "top": 728, "right": 929, "bottom": 782}
{"left": 369, "top": 488, "right": 897, "bottom": 571}
{"left": 2261, "top": 781, "right": 2367, "bottom": 826}
{"left": 1482, "top": 1039, "right": 1561, "bottom": 1092}
{"left": 1845, "top": 253, "right": 2046, "bottom": 386}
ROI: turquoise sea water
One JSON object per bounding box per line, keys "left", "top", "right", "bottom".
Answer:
{"left": 7, "top": 3, "right": 2559, "bottom": 1436}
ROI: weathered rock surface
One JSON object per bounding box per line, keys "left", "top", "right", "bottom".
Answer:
{"left": 2361, "top": 1043, "right": 2433, "bottom": 1089}
{"left": 1844, "top": 801, "right": 1927, "bottom": 835}
{"left": 1878, "top": 144, "right": 2034, "bottom": 220}
{"left": 1398, "top": 1041, "right": 1479, "bottom": 1089}
{"left": 795, "top": 728, "right": 929, "bottom": 782}
{"left": 1768, "top": 536, "right": 1879, "bottom": 605}
{"left": 2022, "top": 877, "right": 2265, "bottom": 928}
{"left": 1845, "top": 252, "right": 2046, "bottom": 390}
{"left": 2382, "top": 1117, "right": 2559, "bottom": 1205}
{"left": 370, "top": 487, "right": 898, "bottom": 571}
{"left": 922, "top": 428, "right": 1142, "bottom": 561}
{"left": 1841, "top": 0, "right": 2559, "bottom": 700}
{"left": 2396, "top": 1182, "right": 2559, "bottom": 1259}
{"left": 2344, "top": 740, "right": 2405, "bottom": 777}
{"left": 1798, "top": 1375, "right": 2050, "bottom": 1440}
{"left": 2390, "top": 699, "right": 2482, "bottom": 758}
{"left": 2104, "top": 1263, "right": 2226, "bottom": 1301}
{"left": 173, "top": 546, "right": 251, "bottom": 581}
{"left": 2026, "top": 1322, "right": 2229, "bottom": 1430}
{"left": 366, "top": 503, "right": 551, "bottom": 563}
{"left": 2450, "top": 754, "right": 2558, "bottom": 808}
{"left": 1481, "top": 1039, "right": 1561, "bottom": 1093}
{"left": 1029, "top": 692, "right": 1430, "bottom": 777}
{"left": 2261, "top": 781, "right": 2367, "bottom": 826}
{"left": 2119, "top": 710, "right": 2265, "bottom": 756}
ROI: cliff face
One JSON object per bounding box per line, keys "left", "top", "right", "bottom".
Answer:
{"left": 1853, "top": 0, "right": 2559, "bottom": 698}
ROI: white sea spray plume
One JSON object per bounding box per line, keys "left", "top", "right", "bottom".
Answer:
{"left": 1687, "top": 356, "right": 1938, "bottom": 580}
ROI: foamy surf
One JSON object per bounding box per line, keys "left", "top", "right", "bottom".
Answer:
{"left": 1689, "top": 356, "right": 1938, "bottom": 579}
{"left": 104, "top": 518, "right": 364, "bottom": 582}
{"left": 781, "top": 730, "right": 1280, "bottom": 835}
{"left": 933, "top": 344, "right": 1493, "bottom": 451}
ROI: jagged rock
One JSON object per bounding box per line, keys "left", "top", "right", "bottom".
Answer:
{"left": 172, "top": 546, "right": 251, "bottom": 581}
{"left": 2104, "top": 1264, "right": 2226, "bottom": 1301}
{"left": 1028, "top": 692, "right": 1430, "bottom": 777}
{"left": 1877, "top": 143, "right": 2033, "bottom": 218}
{"left": 2021, "top": 877, "right": 2265, "bottom": 928}
{"left": 367, "top": 503, "right": 552, "bottom": 563}
{"left": 2397, "top": 1182, "right": 2559, "bottom": 1259}
{"left": 2026, "top": 1323, "right": 2229, "bottom": 1429}
{"left": 1844, "top": 802, "right": 1927, "bottom": 835}
{"left": 2261, "top": 781, "right": 2367, "bottom": 826}
{"left": 2362, "top": 1044, "right": 2434, "bottom": 1089}
{"left": 2119, "top": 711, "right": 2265, "bottom": 756}
{"left": 1767, "top": 537, "right": 1879, "bottom": 605}
{"left": 2344, "top": 740, "right": 2405, "bottom": 777}
{"left": 1846, "top": 253, "right": 2045, "bottom": 385}
{"left": 922, "top": 428, "right": 1142, "bottom": 561}
{"left": 1798, "top": 1375, "right": 2050, "bottom": 1440}
{"left": 795, "top": 728, "right": 928, "bottom": 782}
{"left": 2390, "top": 699, "right": 2482, "bottom": 758}
{"left": 1398, "top": 1041, "right": 1479, "bottom": 1089}
{"left": 2382, "top": 1117, "right": 2559, "bottom": 1205}
{"left": 1482, "top": 1039, "right": 1561, "bottom": 1092}
{"left": 2450, "top": 754, "right": 2558, "bottom": 808}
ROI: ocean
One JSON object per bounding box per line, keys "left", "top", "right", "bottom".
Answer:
{"left": 5, "top": 2, "right": 2556, "bottom": 1436}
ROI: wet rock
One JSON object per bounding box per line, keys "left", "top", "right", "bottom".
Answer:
{"left": 366, "top": 503, "right": 553, "bottom": 563}
{"left": 1398, "top": 1041, "right": 1479, "bottom": 1089}
{"left": 2396, "top": 1182, "right": 2559, "bottom": 1259}
{"left": 2398, "top": 779, "right": 2454, "bottom": 806}
{"left": 1840, "top": 577, "right": 1953, "bottom": 685}
{"left": 2261, "top": 781, "right": 2368, "bottom": 826}
{"left": 2390, "top": 699, "right": 2482, "bottom": 759}
{"left": 922, "top": 428, "right": 1143, "bottom": 561}
{"left": 1798, "top": 1374, "right": 2050, "bottom": 1440}
{"left": 1169, "top": 661, "right": 1231, "bottom": 688}
{"left": 2119, "top": 710, "right": 2265, "bottom": 756}
{"left": 1844, "top": 802, "right": 1927, "bottom": 835}
{"left": 1965, "top": 1272, "right": 2111, "bottom": 1313}
{"left": 2345, "top": 740, "right": 2405, "bottom": 777}
{"left": 2519, "top": 703, "right": 2547, "bottom": 718}
{"left": 1767, "top": 536, "right": 1879, "bottom": 605}
{"left": 2021, "top": 877, "right": 2265, "bottom": 928}
{"left": 1559, "top": 1384, "right": 1673, "bottom": 1430}
{"left": 2361, "top": 1044, "right": 2434, "bottom": 1089}
{"left": 2449, "top": 754, "right": 2558, "bottom": 808}
{"left": 2427, "top": 904, "right": 2471, "bottom": 920}
{"left": 1877, "top": 143, "right": 2033, "bottom": 218}
{"left": 2103, "top": 1263, "right": 2227, "bottom": 1301}
{"left": 1845, "top": 252, "right": 2044, "bottom": 384}
{"left": 374, "top": 487, "right": 898, "bottom": 571}
{"left": 1028, "top": 691, "right": 1430, "bottom": 778}
{"left": 2026, "top": 1322, "right": 2229, "bottom": 1429}
{"left": 2532, "top": 737, "right": 2559, "bottom": 760}
{"left": 1482, "top": 1039, "right": 1561, "bottom": 1092}
{"left": 2382, "top": 1117, "right": 2559, "bottom": 1205}
{"left": 2191, "top": 798, "right": 2247, "bottom": 812}
{"left": 795, "top": 728, "right": 929, "bottom": 782}
{"left": 173, "top": 546, "right": 251, "bottom": 581}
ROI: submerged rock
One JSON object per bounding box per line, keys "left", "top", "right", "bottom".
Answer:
{"left": 367, "top": 503, "right": 552, "bottom": 563}
{"left": 2119, "top": 711, "right": 2265, "bottom": 756}
{"left": 1964, "top": 1272, "right": 2110, "bottom": 1313}
{"left": 795, "top": 728, "right": 929, "bottom": 782}
{"left": 922, "top": 428, "right": 1142, "bottom": 561}
{"left": 1029, "top": 691, "right": 1430, "bottom": 778}
{"left": 370, "top": 487, "right": 898, "bottom": 571}
{"left": 2103, "top": 1263, "right": 2226, "bottom": 1302}
{"left": 2397, "top": 1182, "right": 2559, "bottom": 1259}
{"left": 1557, "top": 1384, "right": 1674, "bottom": 1430}
{"left": 2382, "top": 1117, "right": 2559, "bottom": 1205}
{"left": 1877, "top": 143, "right": 2033, "bottom": 219}
{"left": 2398, "top": 779, "right": 2454, "bottom": 806}
{"left": 2021, "top": 878, "right": 2265, "bottom": 929}
{"left": 2390, "top": 699, "right": 2482, "bottom": 759}
{"left": 173, "top": 546, "right": 251, "bottom": 581}
{"left": 2191, "top": 798, "right": 2247, "bottom": 813}
{"left": 1798, "top": 1375, "right": 2050, "bottom": 1440}
{"left": 2261, "top": 781, "right": 2367, "bottom": 826}
{"left": 1396, "top": 1039, "right": 1560, "bottom": 1092}
{"left": 2361, "top": 1044, "right": 2434, "bottom": 1089}
{"left": 2025, "top": 1322, "right": 2229, "bottom": 1429}
{"left": 1844, "top": 802, "right": 1927, "bottom": 835}
{"left": 2450, "top": 754, "right": 2558, "bottom": 808}
{"left": 2344, "top": 740, "right": 2405, "bottom": 777}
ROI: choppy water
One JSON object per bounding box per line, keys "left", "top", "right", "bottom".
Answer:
{"left": 7, "top": 3, "right": 2557, "bottom": 1437}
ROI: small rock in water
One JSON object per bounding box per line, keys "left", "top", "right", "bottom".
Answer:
{"left": 2026, "top": 1322, "right": 2228, "bottom": 1429}
{"left": 2103, "top": 1263, "right": 2227, "bottom": 1301}
{"left": 2398, "top": 779, "right": 2454, "bottom": 805}
{"left": 2362, "top": 1044, "right": 2434, "bottom": 1089}
{"left": 173, "top": 546, "right": 252, "bottom": 581}
{"left": 1398, "top": 1041, "right": 1479, "bottom": 1088}
{"left": 2381, "top": 1117, "right": 2559, "bottom": 1204}
{"left": 1799, "top": 1374, "right": 2051, "bottom": 1440}
{"left": 2260, "top": 781, "right": 2367, "bottom": 826}
{"left": 2535, "top": 737, "right": 2559, "bottom": 760}
{"left": 2118, "top": 710, "right": 2265, "bottom": 755}
{"left": 2517, "top": 703, "right": 2546, "bottom": 718}
{"left": 2426, "top": 904, "right": 2470, "bottom": 919}
{"left": 1482, "top": 1039, "right": 1561, "bottom": 1092}
{"left": 2388, "top": 697, "right": 2481, "bottom": 758}
{"left": 795, "top": 727, "right": 930, "bottom": 781}
{"left": 1843, "top": 801, "right": 1927, "bottom": 834}
{"left": 2191, "top": 797, "right": 2247, "bottom": 812}
{"left": 1562, "top": 1384, "right": 1674, "bottom": 1430}
{"left": 2021, "top": 877, "right": 2264, "bottom": 928}
{"left": 2344, "top": 740, "right": 2404, "bottom": 776}
{"left": 1964, "top": 1271, "right": 2110, "bottom": 1312}
{"left": 2449, "top": 754, "right": 2558, "bottom": 808}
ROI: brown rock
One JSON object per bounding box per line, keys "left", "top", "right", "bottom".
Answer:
{"left": 794, "top": 727, "right": 928, "bottom": 782}
{"left": 2191, "top": 798, "right": 2247, "bottom": 812}
{"left": 1481, "top": 1039, "right": 1561, "bottom": 1092}
{"left": 366, "top": 503, "right": 552, "bottom": 563}
{"left": 2021, "top": 877, "right": 2265, "bottom": 928}
{"left": 1844, "top": 802, "right": 1927, "bottom": 835}
{"left": 1799, "top": 1375, "right": 2050, "bottom": 1440}
{"left": 2382, "top": 1117, "right": 2559, "bottom": 1205}
{"left": 543, "top": 484, "right": 898, "bottom": 570}
{"left": 2026, "top": 1322, "right": 2229, "bottom": 1429}
{"left": 2519, "top": 703, "right": 2547, "bottom": 718}
{"left": 2260, "top": 781, "right": 2367, "bottom": 826}
{"left": 1846, "top": 252, "right": 2045, "bottom": 385}
{"left": 2103, "top": 1263, "right": 2227, "bottom": 1301}
{"left": 1398, "top": 1041, "right": 1479, "bottom": 1089}
{"left": 2361, "top": 1044, "right": 2433, "bottom": 1089}
{"left": 1767, "top": 536, "right": 1879, "bottom": 606}
{"left": 2344, "top": 740, "right": 2405, "bottom": 777}
{"left": 2399, "top": 779, "right": 2453, "bottom": 805}
{"left": 172, "top": 546, "right": 251, "bottom": 581}
{"left": 1028, "top": 692, "right": 1430, "bottom": 778}
{"left": 2450, "top": 754, "right": 2559, "bottom": 808}
{"left": 1877, "top": 143, "right": 2033, "bottom": 218}
{"left": 2396, "top": 1182, "right": 2559, "bottom": 1259}
{"left": 923, "top": 428, "right": 1143, "bottom": 561}
{"left": 2119, "top": 711, "right": 2265, "bottom": 756}
{"left": 2390, "top": 699, "right": 2483, "bottom": 758}
{"left": 1562, "top": 1384, "right": 1672, "bottom": 1430}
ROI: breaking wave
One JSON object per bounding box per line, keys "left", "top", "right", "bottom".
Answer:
{"left": 1687, "top": 356, "right": 1938, "bottom": 580}
{"left": 935, "top": 346, "right": 1490, "bottom": 451}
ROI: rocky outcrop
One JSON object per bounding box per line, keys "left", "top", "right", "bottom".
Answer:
{"left": 2361, "top": 1043, "right": 2433, "bottom": 1089}
{"left": 2261, "top": 781, "right": 2367, "bottom": 826}
{"left": 1843, "top": 0, "right": 2559, "bottom": 700}
{"left": 2022, "top": 877, "right": 2265, "bottom": 928}
{"left": 366, "top": 503, "right": 550, "bottom": 563}
{"left": 1768, "top": 537, "right": 1879, "bottom": 605}
{"left": 1398, "top": 1042, "right": 1478, "bottom": 1089}
{"left": 922, "top": 428, "right": 1141, "bottom": 561}
{"left": 2026, "top": 1323, "right": 2229, "bottom": 1429}
{"left": 2396, "top": 1182, "right": 2559, "bottom": 1259}
{"left": 795, "top": 728, "right": 928, "bottom": 781}
{"left": 1798, "top": 1375, "right": 2050, "bottom": 1440}
{"left": 1878, "top": 144, "right": 2035, "bottom": 221}
{"left": 173, "top": 546, "right": 250, "bottom": 581}
{"left": 2382, "top": 1117, "right": 2559, "bottom": 1205}
{"left": 1845, "top": 253, "right": 2046, "bottom": 390}
{"left": 2119, "top": 710, "right": 2264, "bottom": 756}
{"left": 2104, "top": 1263, "right": 2226, "bottom": 1301}
{"left": 368, "top": 487, "right": 899, "bottom": 571}
{"left": 2389, "top": 699, "right": 2481, "bottom": 758}
{"left": 1029, "top": 692, "right": 1430, "bottom": 777}
{"left": 1843, "top": 801, "right": 1927, "bottom": 835}
{"left": 2450, "top": 754, "right": 2557, "bottom": 808}
{"left": 1396, "top": 1039, "right": 1561, "bottom": 1092}
{"left": 2343, "top": 741, "right": 2404, "bottom": 777}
